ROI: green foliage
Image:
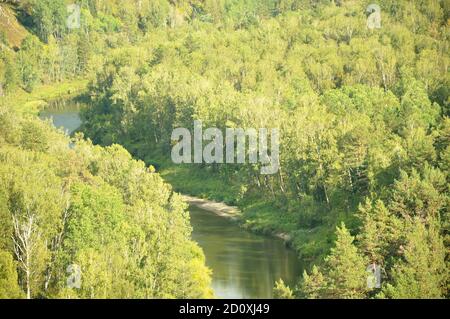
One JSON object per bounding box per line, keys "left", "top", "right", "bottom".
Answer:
{"left": 0, "top": 250, "right": 23, "bottom": 298}
{"left": 389, "top": 167, "right": 447, "bottom": 221}
{"left": 73, "top": 0, "right": 449, "bottom": 299}
{"left": 381, "top": 219, "right": 447, "bottom": 299}
{"left": 301, "top": 266, "right": 326, "bottom": 299}
{"left": 0, "top": 49, "right": 19, "bottom": 92}
{"left": 357, "top": 199, "right": 401, "bottom": 265}
{"left": 0, "top": 106, "right": 213, "bottom": 299}
{"left": 324, "top": 223, "right": 369, "bottom": 298}
{"left": 29, "top": 0, "right": 67, "bottom": 42}
{"left": 273, "top": 279, "right": 294, "bottom": 299}
{"left": 1, "top": 0, "right": 448, "bottom": 299}
{"left": 301, "top": 223, "right": 368, "bottom": 299}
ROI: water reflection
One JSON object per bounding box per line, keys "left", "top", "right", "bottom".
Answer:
{"left": 189, "top": 205, "right": 302, "bottom": 299}
{"left": 38, "top": 99, "right": 82, "bottom": 136}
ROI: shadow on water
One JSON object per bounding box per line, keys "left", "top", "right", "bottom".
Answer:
{"left": 190, "top": 205, "right": 303, "bottom": 299}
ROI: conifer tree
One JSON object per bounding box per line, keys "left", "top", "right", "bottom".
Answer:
{"left": 301, "top": 266, "right": 327, "bottom": 299}
{"left": 382, "top": 219, "right": 447, "bottom": 299}
{"left": 323, "top": 223, "right": 368, "bottom": 299}
{"left": 273, "top": 279, "right": 294, "bottom": 299}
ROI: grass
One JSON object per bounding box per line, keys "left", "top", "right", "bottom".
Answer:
{"left": 153, "top": 153, "right": 351, "bottom": 265}
{"left": 158, "top": 160, "right": 242, "bottom": 205}
{"left": 1, "top": 79, "right": 89, "bottom": 114}
{"left": 150, "top": 153, "right": 332, "bottom": 263}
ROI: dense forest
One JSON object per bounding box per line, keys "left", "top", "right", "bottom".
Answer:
{"left": 0, "top": 107, "right": 213, "bottom": 298}
{"left": 0, "top": 0, "right": 449, "bottom": 299}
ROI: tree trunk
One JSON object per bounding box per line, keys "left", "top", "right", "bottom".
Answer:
{"left": 12, "top": 213, "right": 37, "bottom": 299}
{"left": 26, "top": 254, "right": 30, "bottom": 299}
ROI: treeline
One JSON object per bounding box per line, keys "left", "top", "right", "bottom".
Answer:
{"left": 0, "top": 105, "right": 212, "bottom": 298}
{"left": 79, "top": 1, "right": 449, "bottom": 298}
{"left": 0, "top": 0, "right": 307, "bottom": 299}
{"left": 0, "top": 0, "right": 298, "bottom": 94}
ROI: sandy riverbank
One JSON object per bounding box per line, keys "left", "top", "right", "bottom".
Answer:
{"left": 182, "top": 195, "right": 241, "bottom": 221}
{"left": 183, "top": 195, "right": 292, "bottom": 243}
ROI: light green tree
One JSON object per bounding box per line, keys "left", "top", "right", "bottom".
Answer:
{"left": 323, "top": 223, "right": 368, "bottom": 299}
{"left": 273, "top": 279, "right": 294, "bottom": 299}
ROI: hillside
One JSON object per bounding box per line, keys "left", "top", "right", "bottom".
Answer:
{"left": 0, "top": 3, "right": 29, "bottom": 48}
{"left": 0, "top": 0, "right": 448, "bottom": 300}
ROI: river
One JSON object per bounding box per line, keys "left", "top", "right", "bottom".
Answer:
{"left": 39, "top": 99, "right": 303, "bottom": 299}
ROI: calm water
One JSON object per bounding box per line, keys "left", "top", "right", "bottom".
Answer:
{"left": 39, "top": 99, "right": 82, "bottom": 135}
{"left": 190, "top": 205, "right": 302, "bottom": 298}
{"left": 39, "top": 100, "right": 303, "bottom": 299}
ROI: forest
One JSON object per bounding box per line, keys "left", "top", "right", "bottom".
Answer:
{"left": 0, "top": 0, "right": 449, "bottom": 299}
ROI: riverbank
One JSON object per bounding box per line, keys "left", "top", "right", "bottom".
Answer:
{"left": 0, "top": 79, "right": 89, "bottom": 114}
{"left": 183, "top": 195, "right": 240, "bottom": 221}
{"left": 157, "top": 160, "right": 329, "bottom": 264}
{"left": 189, "top": 204, "right": 302, "bottom": 298}
{"left": 183, "top": 194, "right": 293, "bottom": 243}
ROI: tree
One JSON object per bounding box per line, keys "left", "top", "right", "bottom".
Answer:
{"left": 17, "top": 36, "right": 42, "bottom": 92}
{"left": 30, "top": 0, "right": 67, "bottom": 42}
{"left": 398, "top": 77, "right": 440, "bottom": 131}
{"left": 301, "top": 223, "right": 369, "bottom": 299}
{"left": 0, "top": 250, "right": 23, "bottom": 298}
{"left": 301, "top": 266, "right": 327, "bottom": 299}
{"left": 273, "top": 279, "right": 294, "bottom": 299}
{"left": 0, "top": 107, "right": 214, "bottom": 299}
{"left": 357, "top": 199, "right": 401, "bottom": 265}
{"left": 3, "top": 155, "right": 66, "bottom": 299}
{"left": 323, "top": 223, "right": 368, "bottom": 299}
{"left": 389, "top": 168, "right": 446, "bottom": 221}
{"left": 0, "top": 49, "right": 19, "bottom": 92}
{"left": 382, "top": 219, "right": 447, "bottom": 298}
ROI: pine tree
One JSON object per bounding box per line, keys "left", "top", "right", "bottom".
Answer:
{"left": 301, "top": 266, "right": 327, "bottom": 299}
{"left": 382, "top": 219, "right": 447, "bottom": 298}
{"left": 357, "top": 199, "right": 403, "bottom": 265}
{"left": 390, "top": 169, "right": 446, "bottom": 221}
{"left": 324, "top": 223, "right": 369, "bottom": 299}
{"left": 273, "top": 279, "right": 294, "bottom": 299}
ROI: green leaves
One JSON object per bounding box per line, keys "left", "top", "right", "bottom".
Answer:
{"left": 323, "top": 223, "right": 369, "bottom": 298}
{"left": 0, "top": 106, "right": 213, "bottom": 299}
{"left": 273, "top": 279, "right": 294, "bottom": 299}
{"left": 0, "top": 250, "right": 23, "bottom": 298}
{"left": 76, "top": 0, "right": 449, "bottom": 300}
{"left": 29, "top": 0, "right": 68, "bottom": 43}
{"left": 2, "top": 0, "right": 448, "bottom": 299}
